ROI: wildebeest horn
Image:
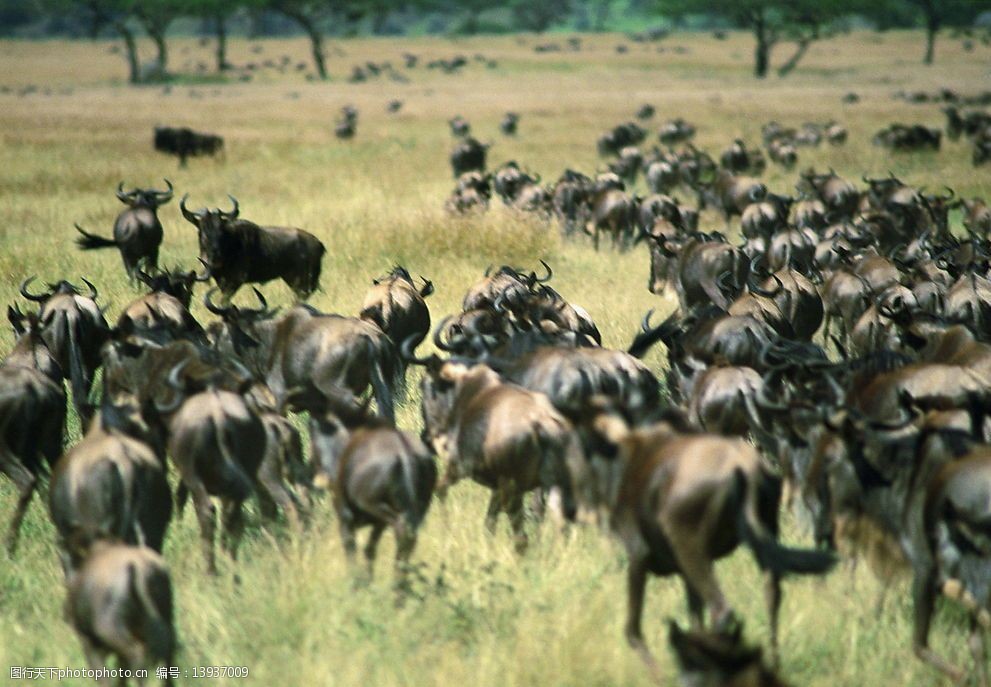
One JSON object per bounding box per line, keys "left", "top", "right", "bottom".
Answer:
{"left": 238, "top": 287, "right": 268, "bottom": 316}
{"left": 19, "top": 276, "right": 49, "bottom": 302}
{"left": 535, "top": 260, "right": 552, "bottom": 283}
{"left": 754, "top": 384, "right": 790, "bottom": 412}
{"left": 401, "top": 333, "right": 436, "bottom": 366}
{"left": 136, "top": 269, "right": 154, "bottom": 287}
{"left": 204, "top": 288, "right": 233, "bottom": 316}
{"left": 433, "top": 315, "right": 457, "bottom": 352}
{"left": 179, "top": 194, "right": 202, "bottom": 224}
{"left": 154, "top": 178, "right": 174, "bottom": 202}
{"left": 224, "top": 195, "right": 239, "bottom": 219}
{"left": 194, "top": 258, "right": 212, "bottom": 282}
{"left": 79, "top": 278, "right": 98, "bottom": 301}
{"left": 751, "top": 272, "right": 783, "bottom": 298}
{"left": 155, "top": 359, "right": 190, "bottom": 415}
{"left": 115, "top": 181, "right": 135, "bottom": 203}
{"left": 419, "top": 277, "right": 434, "bottom": 298}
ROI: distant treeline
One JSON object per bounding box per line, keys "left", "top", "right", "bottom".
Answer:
{"left": 2, "top": 0, "right": 990, "bottom": 81}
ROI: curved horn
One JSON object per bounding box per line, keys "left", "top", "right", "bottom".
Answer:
{"left": 115, "top": 181, "right": 133, "bottom": 203}
{"left": 80, "top": 277, "right": 98, "bottom": 301}
{"left": 433, "top": 315, "right": 458, "bottom": 352}
{"left": 154, "top": 359, "right": 190, "bottom": 415}
{"left": 19, "top": 276, "right": 49, "bottom": 302}
{"left": 203, "top": 288, "right": 233, "bottom": 317}
{"left": 225, "top": 195, "right": 239, "bottom": 219}
{"left": 135, "top": 269, "right": 154, "bottom": 288}
{"left": 154, "top": 178, "right": 174, "bottom": 203}
{"left": 179, "top": 194, "right": 201, "bottom": 225}
{"left": 194, "top": 257, "right": 212, "bottom": 282}
{"left": 751, "top": 272, "right": 783, "bottom": 298}
{"left": 401, "top": 333, "right": 436, "bottom": 366}
{"left": 535, "top": 260, "right": 552, "bottom": 283}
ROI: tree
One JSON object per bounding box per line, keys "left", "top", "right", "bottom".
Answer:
{"left": 70, "top": 0, "right": 142, "bottom": 83}
{"left": 185, "top": 0, "right": 243, "bottom": 71}
{"left": 659, "top": 0, "right": 856, "bottom": 78}
{"left": 268, "top": 0, "right": 332, "bottom": 79}
{"left": 132, "top": 0, "right": 182, "bottom": 77}
{"left": 510, "top": 0, "right": 571, "bottom": 33}
{"left": 907, "top": 0, "right": 991, "bottom": 65}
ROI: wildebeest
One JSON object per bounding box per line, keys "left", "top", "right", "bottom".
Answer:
{"left": 207, "top": 291, "right": 400, "bottom": 423}
{"left": 167, "top": 378, "right": 266, "bottom": 574}
{"left": 49, "top": 400, "right": 172, "bottom": 570}
{"left": 116, "top": 265, "right": 210, "bottom": 344}
{"left": 598, "top": 122, "right": 647, "bottom": 156}
{"left": 658, "top": 118, "right": 696, "bottom": 145}
{"left": 569, "top": 403, "right": 835, "bottom": 675}
{"left": 668, "top": 619, "right": 789, "bottom": 687}
{"left": 873, "top": 124, "right": 942, "bottom": 151}
{"left": 360, "top": 265, "right": 433, "bottom": 350}
{"left": 500, "top": 112, "right": 519, "bottom": 136}
{"left": 450, "top": 137, "right": 489, "bottom": 177}
{"left": 180, "top": 194, "right": 325, "bottom": 299}
{"left": 449, "top": 115, "right": 470, "bottom": 137}
{"left": 409, "top": 346, "right": 578, "bottom": 551}
{"left": 74, "top": 181, "right": 173, "bottom": 279}
{"left": 311, "top": 407, "right": 436, "bottom": 586}
{"left": 19, "top": 277, "right": 110, "bottom": 422}
{"left": 65, "top": 542, "right": 176, "bottom": 685}
{"left": 153, "top": 125, "right": 223, "bottom": 167}
{"left": 0, "top": 310, "right": 66, "bottom": 554}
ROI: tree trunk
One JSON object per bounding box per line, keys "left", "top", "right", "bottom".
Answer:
{"left": 777, "top": 37, "right": 812, "bottom": 77}
{"left": 923, "top": 15, "right": 939, "bottom": 65}
{"left": 305, "top": 23, "right": 327, "bottom": 79}
{"left": 150, "top": 28, "right": 168, "bottom": 75}
{"left": 753, "top": 13, "right": 772, "bottom": 79}
{"left": 215, "top": 14, "right": 229, "bottom": 71}
{"left": 115, "top": 21, "right": 140, "bottom": 84}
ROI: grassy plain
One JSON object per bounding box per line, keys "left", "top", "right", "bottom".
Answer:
{"left": 0, "top": 29, "right": 989, "bottom": 686}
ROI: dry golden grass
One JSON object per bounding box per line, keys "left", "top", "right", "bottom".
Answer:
{"left": 0, "top": 29, "right": 989, "bottom": 686}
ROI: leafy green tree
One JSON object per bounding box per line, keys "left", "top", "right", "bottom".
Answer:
{"left": 183, "top": 0, "right": 243, "bottom": 71}
{"left": 898, "top": 0, "right": 991, "bottom": 64}
{"left": 510, "top": 0, "right": 571, "bottom": 33}
{"left": 268, "top": 0, "right": 332, "bottom": 79}
{"left": 132, "top": 0, "right": 182, "bottom": 77}
{"left": 659, "top": 0, "right": 857, "bottom": 78}
{"left": 69, "top": 0, "right": 142, "bottom": 83}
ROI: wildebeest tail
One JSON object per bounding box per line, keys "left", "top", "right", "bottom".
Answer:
{"left": 734, "top": 468, "right": 836, "bottom": 575}
{"left": 128, "top": 561, "right": 176, "bottom": 665}
{"left": 370, "top": 351, "right": 395, "bottom": 425}
{"left": 66, "top": 316, "right": 91, "bottom": 422}
{"left": 74, "top": 223, "right": 117, "bottom": 250}
{"left": 210, "top": 408, "right": 254, "bottom": 502}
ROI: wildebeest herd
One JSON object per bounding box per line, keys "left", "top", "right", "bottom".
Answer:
{"left": 3, "top": 96, "right": 991, "bottom": 687}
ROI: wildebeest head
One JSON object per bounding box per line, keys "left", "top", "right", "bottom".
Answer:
{"left": 203, "top": 287, "right": 278, "bottom": 373}
{"left": 19, "top": 276, "right": 99, "bottom": 304}
{"left": 668, "top": 618, "right": 788, "bottom": 687}
{"left": 135, "top": 262, "right": 211, "bottom": 310}
{"left": 180, "top": 193, "right": 239, "bottom": 268}
{"left": 115, "top": 179, "right": 173, "bottom": 210}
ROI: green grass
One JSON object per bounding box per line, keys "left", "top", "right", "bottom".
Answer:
{"left": 1, "top": 29, "right": 989, "bottom": 686}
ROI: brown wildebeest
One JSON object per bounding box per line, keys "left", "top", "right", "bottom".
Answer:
{"left": 408, "top": 342, "right": 578, "bottom": 551}
{"left": 116, "top": 265, "right": 210, "bottom": 344}
{"left": 360, "top": 265, "right": 434, "bottom": 350}
{"left": 50, "top": 397, "right": 172, "bottom": 572}
{"left": 180, "top": 194, "right": 325, "bottom": 300}
{"left": 167, "top": 376, "right": 266, "bottom": 574}
{"left": 74, "top": 180, "right": 173, "bottom": 279}
{"left": 569, "top": 403, "right": 835, "bottom": 676}
{"left": 19, "top": 277, "right": 110, "bottom": 422}
{"left": 154, "top": 125, "right": 223, "bottom": 166}
{"left": 450, "top": 137, "right": 489, "bottom": 177}
{"left": 65, "top": 542, "right": 176, "bottom": 686}
{"left": 310, "top": 405, "right": 436, "bottom": 587}
{"left": 0, "top": 310, "right": 66, "bottom": 554}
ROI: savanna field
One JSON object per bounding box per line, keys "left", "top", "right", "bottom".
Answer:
{"left": 1, "top": 29, "right": 990, "bottom": 686}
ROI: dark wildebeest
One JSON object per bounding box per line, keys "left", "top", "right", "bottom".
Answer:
{"left": 19, "top": 277, "right": 110, "bottom": 422}
{"left": 74, "top": 180, "right": 173, "bottom": 279}
{"left": 500, "top": 112, "right": 520, "bottom": 136}
{"left": 0, "top": 310, "right": 66, "bottom": 554}
{"left": 49, "top": 401, "right": 172, "bottom": 570}
{"left": 449, "top": 115, "right": 470, "bottom": 137}
{"left": 207, "top": 290, "right": 400, "bottom": 423}
{"left": 180, "top": 194, "right": 325, "bottom": 300}
{"left": 65, "top": 542, "right": 176, "bottom": 686}
{"left": 668, "top": 619, "right": 790, "bottom": 687}
{"left": 450, "top": 137, "right": 489, "bottom": 177}
{"left": 167, "top": 378, "right": 266, "bottom": 574}
{"left": 569, "top": 403, "right": 835, "bottom": 677}
{"left": 310, "top": 405, "right": 436, "bottom": 587}
{"left": 408, "top": 344, "right": 578, "bottom": 552}
{"left": 153, "top": 125, "right": 223, "bottom": 167}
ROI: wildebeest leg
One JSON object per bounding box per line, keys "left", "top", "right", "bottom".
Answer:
{"left": 189, "top": 482, "right": 218, "bottom": 575}
{"left": 221, "top": 499, "right": 246, "bottom": 564}
{"left": 911, "top": 566, "right": 963, "bottom": 680}
{"left": 394, "top": 517, "right": 416, "bottom": 596}
{"left": 765, "top": 571, "right": 782, "bottom": 667}
{"left": 2, "top": 454, "right": 37, "bottom": 555}
{"left": 506, "top": 489, "right": 528, "bottom": 553}
{"left": 682, "top": 578, "right": 704, "bottom": 630}
{"left": 665, "top": 525, "right": 729, "bottom": 626}
{"left": 255, "top": 464, "right": 301, "bottom": 533}
{"left": 364, "top": 523, "right": 385, "bottom": 578}
{"left": 79, "top": 636, "right": 111, "bottom": 685}
{"left": 968, "top": 616, "right": 988, "bottom": 687}
{"left": 339, "top": 517, "right": 358, "bottom": 564}
{"left": 484, "top": 491, "right": 501, "bottom": 534}
{"left": 625, "top": 553, "right": 661, "bottom": 681}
